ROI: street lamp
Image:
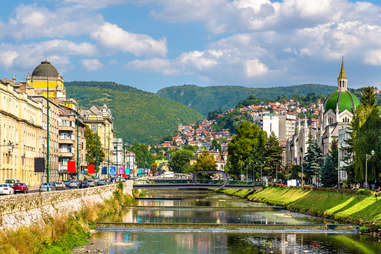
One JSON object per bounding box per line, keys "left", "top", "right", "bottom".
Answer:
{"left": 365, "top": 150, "right": 375, "bottom": 189}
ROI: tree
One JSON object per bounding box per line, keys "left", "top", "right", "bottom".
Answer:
{"left": 193, "top": 151, "right": 217, "bottom": 171}
{"left": 84, "top": 126, "right": 105, "bottom": 172}
{"left": 130, "top": 144, "right": 153, "bottom": 168}
{"left": 168, "top": 149, "right": 195, "bottom": 173}
{"left": 352, "top": 87, "right": 381, "bottom": 183}
{"left": 321, "top": 156, "right": 337, "bottom": 187}
{"left": 303, "top": 140, "right": 323, "bottom": 184}
{"left": 227, "top": 121, "right": 267, "bottom": 178}
{"left": 264, "top": 132, "right": 283, "bottom": 177}
{"left": 210, "top": 139, "right": 221, "bottom": 153}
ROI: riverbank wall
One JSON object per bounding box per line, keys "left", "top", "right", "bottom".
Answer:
{"left": 0, "top": 181, "right": 133, "bottom": 231}
{"left": 0, "top": 181, "right": 134, "bottom": 253}
{"left": 218, "top": 187, "right": 381, "bottom": 231}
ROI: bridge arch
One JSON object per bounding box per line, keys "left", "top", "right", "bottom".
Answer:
{"left": 192, "top": 170, "right": 228, "bottom": 187}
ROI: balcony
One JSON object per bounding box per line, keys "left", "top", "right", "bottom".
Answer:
{"left": 59, "top": 137, "right": 74, "bottom": 144}
{"left": 59, "top": 151, "right": 73, "bottom": 158}
{"left": 58, "top": 125, "right": 75, "bottom": 131}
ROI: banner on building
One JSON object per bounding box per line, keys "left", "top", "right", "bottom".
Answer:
{"left": 34, "top": 157, "right": 45, "bottom": 172}
{"left": 101, "top": 166, "right": 107, "bottom": 175}
{"left": 118, "top": 167, "right": 124, "bottom": 175}
{"left": 109, "top": 166, "right": 116, "bottom": 175}
{"left": 88, "top": 164, "right": 95, "bottom": 174}
{"left": 67, "top": 161, "right": 76, "bottom": 173}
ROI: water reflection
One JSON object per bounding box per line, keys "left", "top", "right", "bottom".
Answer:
{"left": 86, "top": 190, "right": 381, "bottom": 254}
{"left": 91, "top": 231, "right": 381, "bottom": 254}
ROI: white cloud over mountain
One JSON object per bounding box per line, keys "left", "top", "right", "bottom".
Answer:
{"left": 0, "top": 0, "right": 381, "bottom": 87}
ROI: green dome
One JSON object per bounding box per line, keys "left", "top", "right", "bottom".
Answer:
{"left": 324, "top": 90, "right": 360, "bottom": 113}
{"left": 32, "top": 61, "right": 59, "bottom": 77}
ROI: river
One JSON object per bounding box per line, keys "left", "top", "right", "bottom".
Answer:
{"left": 77, "top": 189, "right": 381, "bottom": 253}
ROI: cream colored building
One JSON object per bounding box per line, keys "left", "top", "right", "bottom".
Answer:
{"left": 80, "top": 105, "right": 114, "bottom": 169}
{"left": 0, "top": 78, "right": 43, "bottom": 187}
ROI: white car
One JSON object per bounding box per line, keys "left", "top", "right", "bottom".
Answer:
{"left": 0, "top": 184, "right": 14, "bottom": 195}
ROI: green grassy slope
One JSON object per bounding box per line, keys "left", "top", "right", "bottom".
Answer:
{"left": 220, "top": 187, "right": 381, "bottom": 226}
{"left": 157, "top": 84, "right": 336, "bottom": 115}
{"left": 65, "top": 81, "right": 203, "bottom": 144}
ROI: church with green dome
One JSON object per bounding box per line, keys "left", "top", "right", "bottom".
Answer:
{"left": 320, "top": 59, "right": 360, "bottom": 155}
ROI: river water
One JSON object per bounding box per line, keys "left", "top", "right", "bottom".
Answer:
{"left": 82, "top": 190, "right": 381, "bottom": 253}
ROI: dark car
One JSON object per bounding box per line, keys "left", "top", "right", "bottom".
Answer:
{"left": 12, "top": 183, "right": 28, "bottom": 193}
{"left": 96, "top": 179, "right": 106, "bottom": 186}
{"left": 79, "top": 180, "right": 89, "bottom": 188}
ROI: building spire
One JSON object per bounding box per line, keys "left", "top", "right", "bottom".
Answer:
{"left": 338, "top": 56, "right": 347, "bottom": 80}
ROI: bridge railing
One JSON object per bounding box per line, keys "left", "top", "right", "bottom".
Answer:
{"left": 135, "top": 179, "right": 263, "bottom": 186}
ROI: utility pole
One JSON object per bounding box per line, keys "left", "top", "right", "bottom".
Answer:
{"left": 76, "top": 111, "right": 79, "bottom": 181}
{"left": 46, "top": 76, "right": 50, "bottom": 183}
{"left": 95, "top": 126, "right": 98, "bottom": 177}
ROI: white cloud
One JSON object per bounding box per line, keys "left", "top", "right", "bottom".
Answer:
{"left": 1, "top": 4, "right": 103, "bottom": 39}
{"left": 0, "top": 51, "right": 19, "bottom": 68}
{"left": 364, "top": 50, "right": 381, "bottom": 66}
{"left": 0, "top": 40, "right": 97, "bottom": 71}
{"left": 245, "top": 59, "right": 268, "bottom": 77}
{"left": 91, "top": 22, "right": 167, "bottom": 56}
{"left": 81, "top": 59, "right": 104, "bottom": 71}
{"left": 128, "top": 58, "right": 177, "bottom": 75}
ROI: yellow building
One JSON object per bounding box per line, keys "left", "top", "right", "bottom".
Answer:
{"left": 0, "top": 78, "right": 44, "bottom": 187}
{"left": 80, "top": 105, "right": 114, "bottom": 169}
{"left": 26, "top": 61, "right": 66, "bottom": 98}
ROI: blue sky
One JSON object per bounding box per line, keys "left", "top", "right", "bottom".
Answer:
{"left": 0, "top": 0, "right": 381, "bottom": 92}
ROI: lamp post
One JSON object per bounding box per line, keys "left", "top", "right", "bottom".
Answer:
{"left": 76, "top": 112, "right": 79, "bottom": 181}
{"left": 365, "top": 150, "right": 375, "bottom": 189}
{"left": 46, "top": 76, "right": 50, "bottom": 183}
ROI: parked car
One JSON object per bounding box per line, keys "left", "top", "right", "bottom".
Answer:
{"left": 79, "top": 180, "right": 89, "bottom": 188}
{"left": 5, "top": 179, "right": 20, "bottom": 187}
{"left": 64, "top": 180, "right": 71, "bottom": 188}
{"left": 96, "top": 179, "right": 106, "bottom": 186}
{"left": 68, "top": 181, "right": 79, "bottom": 188}
{"left": 87, "top": 179, "right": 95, "bottom": 187}
{"left": 13, "top": 183, "right": 28, "bottom": 193}
{"left": 0, "top": 184, "right": 14, "bottom": 195}
{"left": 39, "top": 183, "right": 55, "bottom": 192}
{"left": 54, "top": 182, "right": 66, "bottom": 190}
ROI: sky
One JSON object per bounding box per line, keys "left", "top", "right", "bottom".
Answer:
{"left": 0, "top": 0, "right": 381, "bottom": 92}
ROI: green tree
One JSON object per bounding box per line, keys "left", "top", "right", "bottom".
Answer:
{"left": 264, "top": 132, "right": 283, "bottom": 177}
{"left": 168, "top": 149, "right": 195, "bottom": 173}
{"left": 210, "top": 139, "right": 221, "bottom": 153}
{"left": 303, "top": 140, "right": 323, "bottom": 184}
{"left": 352, "top": 87, "right": 381, "bottom": 183}
{"left": 84, "top": 126, "right": 105, "bottom": 172}
{"left": 193, "top": 151, "right": 217, "bottom": 171}
{"left": 227, "top": 121, "right": 267, "bottom": 179}
{"left": 130, "top": 144, "right": 153, "bottom": 168}
{"left": 330, "top": 138, "right": 338, "bottom": 169}
{"left": 321, "top": 156, "right": 337, "bottom": 187}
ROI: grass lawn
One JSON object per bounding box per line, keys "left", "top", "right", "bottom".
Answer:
{"left": 221, "top": 187, "right": 381, "bottom": 228}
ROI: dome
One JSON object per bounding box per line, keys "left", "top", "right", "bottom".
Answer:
{"left": 31, "top": 61, "right": 59, "bottom": 78}
{"left": 324, "top": 90, "right": 360, "bottom": 113}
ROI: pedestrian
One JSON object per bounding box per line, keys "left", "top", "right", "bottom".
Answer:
{"left": 375, "top": 192, "right": 378, "bottom": 201}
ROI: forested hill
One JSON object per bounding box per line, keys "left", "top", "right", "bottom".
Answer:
{"left": 65, "top": 81, "right": 203, "bottom": 144}
{"left": 157, "top": 84, "right": 336, "bottom": 115}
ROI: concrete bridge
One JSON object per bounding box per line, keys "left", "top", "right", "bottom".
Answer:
{"left": 133, "top": 183, "right": 262, "bottom": 189}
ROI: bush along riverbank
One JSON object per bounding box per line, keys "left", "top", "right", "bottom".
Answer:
{"left": 0, "top": 182, "right": 135, "bottom": 254}
{"left": 218, "top": 187, "right": 381, "bottom": 234}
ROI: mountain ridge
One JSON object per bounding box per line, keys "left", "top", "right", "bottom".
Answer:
{"left": 157, "top": 84, "right": 337, "bottom": 115}
{"left": 65, "top": 81, "right": 203, "bottom": 144}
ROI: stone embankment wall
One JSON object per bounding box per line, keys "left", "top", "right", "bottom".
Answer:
{"left": 0, "top": 181, "right": 133, "bottom": 231}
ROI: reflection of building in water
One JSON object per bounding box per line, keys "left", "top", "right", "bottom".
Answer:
{"left": 175, "top": 233, "right": 194, "bottom": 250}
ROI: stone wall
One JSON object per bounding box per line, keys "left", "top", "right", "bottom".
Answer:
{"left": 0, "top": 181, "right": 133, "bottom": 231}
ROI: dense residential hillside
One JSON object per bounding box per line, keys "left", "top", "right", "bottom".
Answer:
{"left": 65, "top": 81, "right": 203, "bottom": 144}
{"left": 157, "top": 84, "right": 336, "bottom": 115}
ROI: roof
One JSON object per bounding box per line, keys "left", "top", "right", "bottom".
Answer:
{"left": 324, "top": 90, "right": 360, "bottom": 113}
{"left": 32, "top": 61, "right": 59, "bottom": 78}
